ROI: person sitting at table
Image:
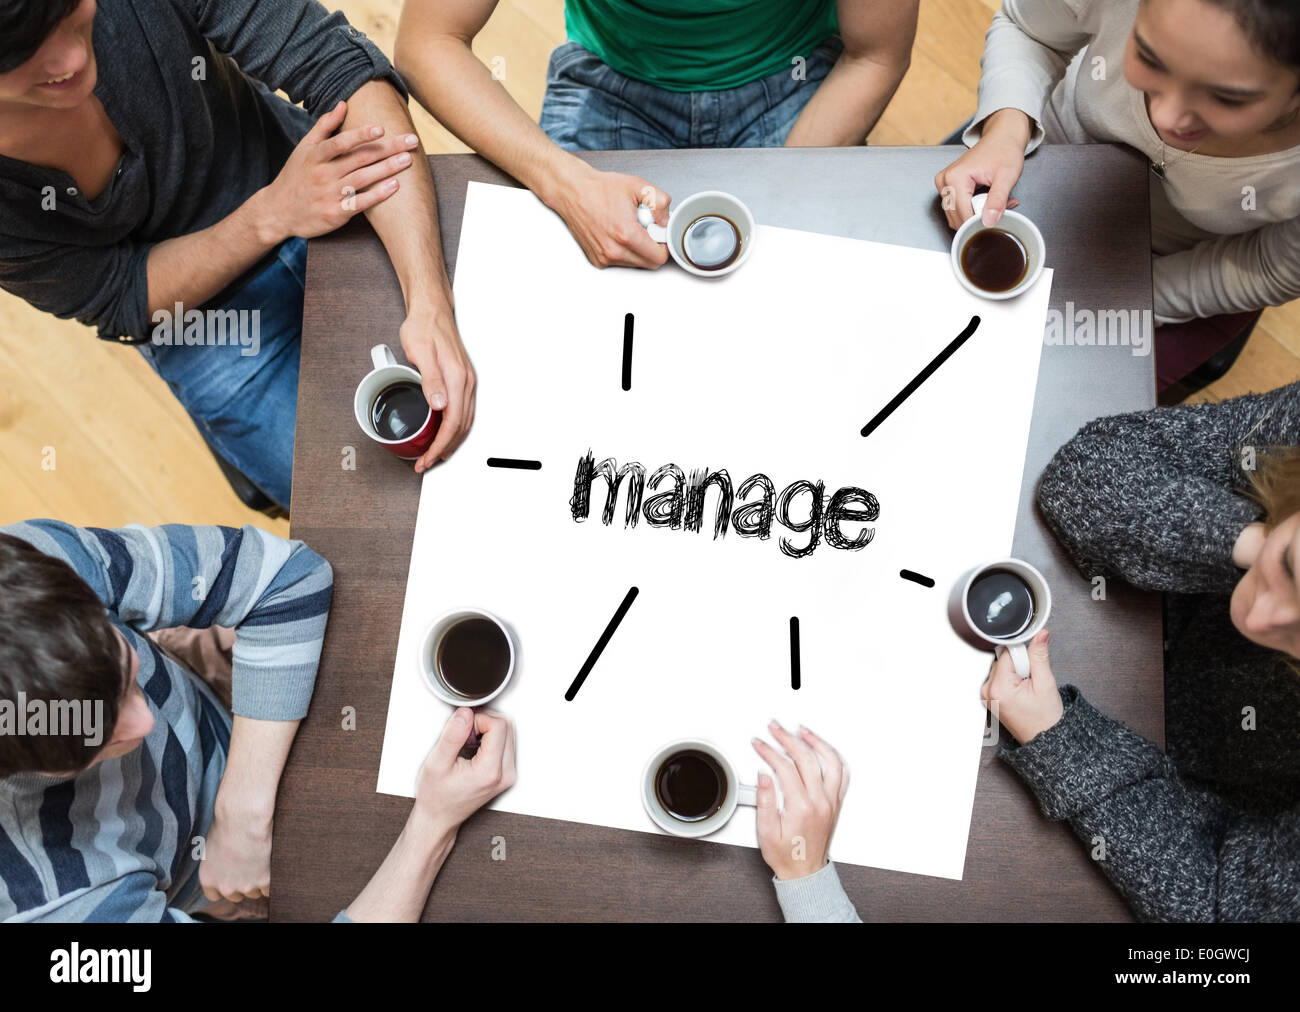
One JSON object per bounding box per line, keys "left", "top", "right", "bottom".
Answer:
{"left": 982, "top": 381, "right": 1300, "bottom": 921}
{"left": 933, "top": 0, "right": 1300, "bottom": 394}
{"left": 0, "top": 0, "right": 477, "bottom": 512}
{"left": 0, "top": 518, "right": 517, "bottom": 922}
{"left": 393, "top": 0, "right": 918, "bottom": 269}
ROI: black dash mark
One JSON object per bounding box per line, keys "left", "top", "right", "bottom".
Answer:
{"left": 899, "top": 569, "right": 935, "bottom": 588}
{"left": 789, "top": 617, "right": 801, "bottom": 690}
{"left": 565, "top": 586, "right": 639, "bottom": 701}
{"left": 487, "top": 457, "right": 542, "bottom": 470}
{"left": 621, "top": 313, "right": 634, "bottom": 391}
{"left": 860, "top": 315, "right": 982, "bottom": 438}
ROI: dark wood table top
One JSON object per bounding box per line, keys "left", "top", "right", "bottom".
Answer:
{"left": 274, "top": 145, "right": 1160, "bottom": 922}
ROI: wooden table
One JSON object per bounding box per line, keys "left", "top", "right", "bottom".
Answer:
{"left": 273, "top": 146, "right": 1160, "bottom": 921}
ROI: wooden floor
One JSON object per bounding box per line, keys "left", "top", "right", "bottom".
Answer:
{"left": 1, "top": 0, "right": 1294, "bottom": 533}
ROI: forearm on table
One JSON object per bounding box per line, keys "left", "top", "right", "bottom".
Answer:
{"left": 340, "top": 79, "right": 453, "bottom": 315}
{"left": 145, "top": 189, "right": 284, "bottom": 315}
{"left": 785, "top": 52, "right": 909, "bottom": 146}
{"left": 214, "top": 715, "right": 301, "bottom": 829}
{"left": 396, "top": 34, "right": 593, "bottom": 217}
{"left": 345, "top": 810, "right": 457, "bottom": 922}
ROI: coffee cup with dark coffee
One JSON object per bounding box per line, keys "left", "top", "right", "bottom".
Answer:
{"left": 949, "top": 194, "right": 1046, "bottom": 301}
{"left": 417, "top": 607, "right": 517, "bottom": 707}
{"left": 353, "top": 344, "right": 441, "bottom": 460}
{"left": 641, "top": 738, "right": 757, "bottom": 838}
{"left": 636, "top": 190, "right": 756, "bottom": 278}
{"left": 947, "top": 558, "right": 1052, "bottom": 678}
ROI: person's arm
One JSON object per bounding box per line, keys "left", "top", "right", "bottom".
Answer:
{"left": 962, "top": 0, "right": 1100, "bottom": 151}
{"left": 783, "top": 0, "right": 918, "bottom": 147}
{"left": 394, "top": 0, "right": 672, "bottom": 271}
{"left": 752, "top": 721, "right": 862, "bottom": 922}
{"left": 935, "top": 0, "right": 1099, "bottom": 227}
{"left": 144, "top": 100, "right": 413, "bottom": 320}
{"left": 200, "top": 716, "right": 299, "bottom": 904}
{"left": 331, "top": 79, "right": 476, "bottom": 467}
{"left": 985, "top": 635, "right": 1300, "bottom": 922}
{"left": 1152, "top": 217, "right": 1300, "bottom": 325}
{"left": 1036, "top": 383, "right": 1300, "bottom": 593}
{"left": 343, "top": 709, "right": 516, "bottom": 922}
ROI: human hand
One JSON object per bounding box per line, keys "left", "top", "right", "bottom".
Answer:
{"left": 259, "top": 100, "right": 417, "bottom": 243}
{"left": 934, "top": 108, "right": 1030, "bottom": 229}
{"left": 980, "top": 628, "right": 1064, "bottom": 744}
{"left": 412, "top": 708, "right": 516, "bottom": 837}
{"left": 751, "top": 720, "right": 849, "bottom": 881}
{"left": 551, "top": 164, "right": 672, "bottom": 269}
{"left": 199, "top": 800, "right": 272, "bottom": 904}
{"left": 399, "top": 304, "right": 476, "bottom": 471}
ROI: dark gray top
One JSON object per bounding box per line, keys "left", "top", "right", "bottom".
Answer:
{"left": 1018, "top": 382, "right": 1300, "bottom": 921}
{"left": 0, "top": 0, "right": 405, "bottom": 342}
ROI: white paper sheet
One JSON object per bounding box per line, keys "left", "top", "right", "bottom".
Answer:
{"left": 377, "top": 182, "right": 1052, "bottom": 880}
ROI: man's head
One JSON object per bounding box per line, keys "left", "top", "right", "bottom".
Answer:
{"left": 0, "top": 0, "right": 97, "bottom": 108}
{"left": 0, "top": 533, "right": 153, "bottom": 778}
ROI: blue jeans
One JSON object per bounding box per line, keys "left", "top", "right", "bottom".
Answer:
{"left": 136, "top": 237, "right": 306, "bottom": 510}
{"left": 539, "top": 37, "right": 845, "bottom": 150}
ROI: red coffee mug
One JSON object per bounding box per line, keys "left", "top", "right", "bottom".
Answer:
{"left": 354, "top": 344, "right": 440, "bottom": 460}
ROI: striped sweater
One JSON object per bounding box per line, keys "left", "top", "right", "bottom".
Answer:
{"left": 0, "top": 521, "right": 332, "bottom": 922}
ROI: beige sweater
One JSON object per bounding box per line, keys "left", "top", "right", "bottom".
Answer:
{"left": 963, "top": 0, "right": 1300, "bottom": 325}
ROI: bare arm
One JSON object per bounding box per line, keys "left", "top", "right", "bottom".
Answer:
{"left": 784, "top": 0, "right": 919, "bottom": 147}
{"left": 395, "top": 0, "right": 671, "bottom": 270}
{"left": 333, "top": 78, "right": 477, "bottom": 468}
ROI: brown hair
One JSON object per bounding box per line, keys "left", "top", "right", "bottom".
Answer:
{"left": 0, "top": 533, "right": 123, "bottom": 776}
{"left": 1246, "top": 446, "right": 1300, "bottom": 526}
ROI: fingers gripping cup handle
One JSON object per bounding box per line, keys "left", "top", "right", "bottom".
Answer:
{"left": 636, "top": 203, "right": 668, "bottom": 244}
{"left": 996, "top": 641, "right": 1032, "bottom": 678}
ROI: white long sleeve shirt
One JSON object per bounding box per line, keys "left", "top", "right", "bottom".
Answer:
{"left": 963, "top": 0, "right": 1300, "bottom": 325}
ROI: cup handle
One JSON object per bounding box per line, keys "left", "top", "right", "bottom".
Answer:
{"left": 971, "top": 193, "right": 987, "bottom": 219}
{"left": 370, "top": 344, "right": 397, "bottom": 371}
{"left": 737, "top": 783, "right": 758, "bottom": 808}
{"left": 636, "top": 203, "right": 669, "bottom": 244}
{"left": 995, "top": 642, "right": 1031, "bottom": 678}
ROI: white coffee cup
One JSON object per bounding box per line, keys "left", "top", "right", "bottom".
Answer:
{"left": 636, "top": 190, "right": 755, "bottom": 278}
{"left": 950, "top": 193, "right": 1046, "bottom": 300}
{"left": 641, "top": 738, "right": 757, "bottom": 838}
{"left": 417, "top": 607, "right": 517, "bottom": 707}
{"left": 947, "top": 558, "right": 1052, "bottom": 678}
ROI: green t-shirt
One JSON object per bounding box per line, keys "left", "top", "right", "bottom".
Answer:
{"left": 564, "top": 0, "right": 839, "bottom": 93}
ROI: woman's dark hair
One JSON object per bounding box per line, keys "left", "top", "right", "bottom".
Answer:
{"left": 0, "top": 532, "right": 123, "bottom": 777}
{"left": 1205, "top": 0, "right": 1300, "bottom": 70}
{"left": 0, "top": 0, "right": 82, "bottom": 75}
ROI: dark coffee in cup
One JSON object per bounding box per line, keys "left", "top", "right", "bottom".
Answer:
{"left": 435, "top": 616, "right": 511, "bottom": 698}
{"left": 960, "top": 228, "right": 1029, "bottom": 293}
{"left": 654, "top": 749, "right": 727, "bottom": 822}
{"left": 681, "top": 214, "right": 741, "bottom": 272}
{"left": 371, "top": 381, "right": 428, "bottom": 442}
{"left": 967, "top": 567, "right": 1035, "bottom": 639}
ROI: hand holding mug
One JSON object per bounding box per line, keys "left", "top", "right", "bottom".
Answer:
{"left": 981, "top": 628, "right": 1064, "bottom": 744}
{"left": 752, "top": 721, "right": 849, "bottom": 881}
{"left": 412, "top": 707, "right": 517, "bottom": 838}
{"left": 933, "top": 107, "right": 1031, "bottom": 230}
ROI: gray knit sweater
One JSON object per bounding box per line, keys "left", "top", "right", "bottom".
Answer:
{"left": 1016, "top": 382, "right": 1300, "bottom": 921}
